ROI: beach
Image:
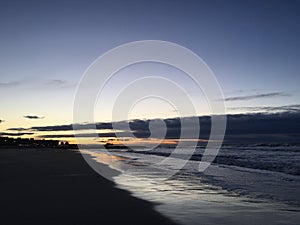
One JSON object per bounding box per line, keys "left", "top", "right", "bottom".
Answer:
{"left": 0, "top": 147, "right": 178, "bottom": 225}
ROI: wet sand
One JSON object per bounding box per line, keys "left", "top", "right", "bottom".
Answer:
{"left": 0, "top": 147, "right": 178, "bottom": 225}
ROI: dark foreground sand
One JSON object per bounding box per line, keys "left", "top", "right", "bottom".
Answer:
{"left": 0, "top": 147, "right": 178, "bottom": 225}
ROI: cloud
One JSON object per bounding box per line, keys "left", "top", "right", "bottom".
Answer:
{"left": 224, "top": 92, "right": 289, "bottom": 102}
{"left": 44, "top": 79, "right": 77, "bottom": 89}
{"left": 99, "top": 112, "right": 299, "bottom": 144}
{"left": 37, "top": 132, "right": 121, "bottom": 139}
{"left": 0, "top": 81, "right": 21, "bottom": 87}
{"left": 45, "top": 79, "right": 67, "bottom": 86}
{"left": 228, "top": 104, "right": 300, "bottom": 113}
{"left": 0, "top": 119, "right": 4, "bottom": 124}
{"left": 24, "top": 115, "right": 44, "bottom": 119}
{"left": 31, "top": 122, "right": 113, "bottom": 131}
{"left": 6, "top": 127, "right": 28, "bottom": 131}
{"left": 37, "top": 134, "right": 75, "bottom": 138}
{"left": 224, "top": 112, "right": 300, "bottom": 135}
{"left": 10, "top": 107, "right": 300, "bottom": 145}
{"left": 0, "top": 78, "right": 76, "bottom": 91}
{"left": 0, "top": 132, "right": 34, "bottom": 137}
{"left": 31, "top": 124, "right": 73, "bottom": 131}
{"left": 32, "top": 111, "right": 300, "bottom": 143}
{"left": 221, "top": 112, "right": 300, "bottom": 144}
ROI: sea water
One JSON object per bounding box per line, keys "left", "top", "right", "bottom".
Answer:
{"left": 85, "top": 146, "right": 300, "bottom": 225}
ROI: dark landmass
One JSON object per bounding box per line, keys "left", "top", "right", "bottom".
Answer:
{"left": 0, "top": 147, "right": 178, "bottom": 225}
{"left": 0, "top": 136, "right": 78, "bottom": 149}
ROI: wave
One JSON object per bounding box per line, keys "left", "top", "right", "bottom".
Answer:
{"left": 109, "top": 146, "right": 300, "bottom": 176}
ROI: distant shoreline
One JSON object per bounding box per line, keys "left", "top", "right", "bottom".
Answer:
{"left": 0, "top": 136, "right": 78, "bottom": 149}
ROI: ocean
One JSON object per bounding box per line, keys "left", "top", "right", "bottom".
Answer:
{"left": 84, "top": 145, "right": 300, "bottom": 225}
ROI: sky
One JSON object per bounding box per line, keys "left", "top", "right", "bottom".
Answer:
{"left": 0, "top": 0, "right": 300, "bottom": 143}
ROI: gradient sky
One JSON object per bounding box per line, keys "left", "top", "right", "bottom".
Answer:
{"left": 0, "top": 0, "right": 300, "bottom": 139}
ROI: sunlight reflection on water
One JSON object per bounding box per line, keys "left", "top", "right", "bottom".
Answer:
{"left": 83, "top": 149, "right": 300, "bottom": 225}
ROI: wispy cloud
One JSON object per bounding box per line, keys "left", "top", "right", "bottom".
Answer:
{"left": 44, "top": 79, "right": 76, "bottom": 89}
{"left": 24, "top": 115, "right": 44, "bottom": 120}
{"left": 6, "top": 127, "right": 28, "bottom": 131}
{"left": 31, "top": 124, "right": 73, "bottom": 131}
{"left": 228, "top": 104, "right": 300, "bottom": 113}
{"left": 45, "top": 79, "right": 67, "bottom": 86}
{"left": 224, "top": 92, "right": 289, "bottom": 102}
{"left": 0, "top": 78, "right": 76, "bottom": 90}
{"left": 37, "top": 132, "right": 120, "bottom": 139}
{"left": 31, "top": 122, "right": 113, "bottom": 131}
{"left": 0, "top": 132, "right": 34, "bottom": 136}
{"left": 0, "top": 81, "right": 21, "bottom": 87}
{"left": 37, "top": 134, "right": 75, "bottom": 138}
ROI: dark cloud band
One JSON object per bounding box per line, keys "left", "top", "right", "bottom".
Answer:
{"left": 224, "top": 92, "right": 289, "bottom": 102}
{"left": 24, "top": 115, "right": 44, "bottom": 119}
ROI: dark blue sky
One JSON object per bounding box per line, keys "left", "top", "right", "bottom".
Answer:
{"left": 0, "top": 0, "right": 299, "bottom": 130}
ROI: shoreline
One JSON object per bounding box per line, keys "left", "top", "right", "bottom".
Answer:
{"left": 0, "top": 147, "right": 178, "bottom": 225}
{"left": 81, "top": 147, "right": 300, "bottom": 225}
